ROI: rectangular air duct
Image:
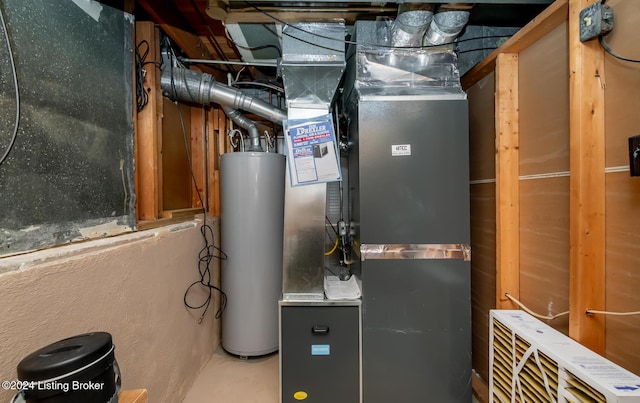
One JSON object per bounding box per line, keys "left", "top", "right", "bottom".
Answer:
{"left": 280, "top": 21, "right": 346, "bottom": 300}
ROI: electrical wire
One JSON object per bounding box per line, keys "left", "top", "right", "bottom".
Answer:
{"left": 135, "top": 40, "right": 161, "bottom": 112}
{"left": 595, "top": 0, "right": 640, "bottom": 63}
{"left": 224, "top": 25, "right": 282, "bottom": 57}
{"left": 0, "top": 4, "right": 19, "bottom": 166}
{"left": 231, "top": 80, "right": 285, "bottom": 93}
{"left": 325, "top": 216, "right": 339, "bottom": 237}
{"left": 172, "top": 70, "right": 229, "bottom": 323}
{"left": 586, "top": 309, "right": 640, "bottom": 316}
{"left": 504, "top": 293, "right": 570, "bottom": 321}
{"left": 599, "top": 35, "right": 640, "bottom": 63}
{"left": 457, "top": 47, "right": 499, "bottom": 55}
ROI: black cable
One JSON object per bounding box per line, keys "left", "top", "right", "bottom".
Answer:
{"left": 173, "top": 86, "right": 229, "bottom": 323}
{"left": 135, "top": 40, "right": 150, "bottom": 112}
{"left": 457, "top": 47, "right": 499, "bottom": 55}
{"left": 599, "top": 34, "right": 640, "bottom": 63}
{"left": 325, "top": 216, "right": 339, "bottom": 237}
{"left": 183, "top": 223, "right": 228, "bottom": 322}
{"left": 0, "top": 4, "right": 19, "bottom": 166}
{"left": 225, "top": 25, "right": 282, "bottom": 57}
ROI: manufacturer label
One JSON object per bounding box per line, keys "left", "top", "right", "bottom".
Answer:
{"left": 311, "top": 344, "right": 330, "bottom": 355}
{"left": 391, "top": 144, "right": 411, "bottom": 156}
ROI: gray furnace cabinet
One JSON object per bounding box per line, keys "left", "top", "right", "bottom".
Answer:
{"left": 280, "top": 302, "right": 361, "bottom": 402}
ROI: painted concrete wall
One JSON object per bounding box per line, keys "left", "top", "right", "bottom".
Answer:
{"left": 0, "top": 217, "right": 221, "bottom": 402}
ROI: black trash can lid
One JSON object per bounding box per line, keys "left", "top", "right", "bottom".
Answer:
{"left": 17, "top": 332, "right": 113, "bottom": 381}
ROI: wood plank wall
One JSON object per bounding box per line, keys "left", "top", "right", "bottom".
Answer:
{"left": 134, "top": 22, "right": 229, "bottom": 224}
{"left": 464, "top": 0, "right": 640, "bottom": 381}
{"left": 518, "top": 22, "right": 570, "bottom": 335}
{"left": 468, "top": 72, "right": 497, "bottom": 381}
{"left": 601, "top": 0, "right": 640, "bottom": 375}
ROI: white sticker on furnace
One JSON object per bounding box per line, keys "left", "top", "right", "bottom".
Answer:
{"left": 391, "top": 144, "right": 411, "bottom": 156}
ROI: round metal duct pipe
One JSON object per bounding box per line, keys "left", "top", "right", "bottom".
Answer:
{"left": 390, "top": 3, "right": 434, "bottom": 47}
{"left": 161, "top": 67, "right": 287, "bottom": 124}
{"left": 424, "top": 10, "right": 470, "bottom": 46}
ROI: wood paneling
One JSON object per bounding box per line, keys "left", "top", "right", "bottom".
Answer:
{"left": 468, "top": 72, "right": 496, "bottom": 182}
{"left": 601, "top": 1, "right": 640, "bottom": 374}
{"left": 605, "top": 172, "right": 640, "bottom": 375}
{"left": 462, "top": 0, "right": 569, "bottom": 90}
{"left": 519, "top": 177, "right": 570, "bottom": 334}
{"left": 470, "top": 183, "right": 497, "bottom": 382}
{"left": 518, "top": 22, "right": 570, "bottom": 176}
{"left": 603, "top": 0, "right": 640, "bottom": 168}
{"left": 516, "top": 22, "right": 570, "bottom": 335}
{"left": 162, "top": 99, "right": 193, "bottom": 211}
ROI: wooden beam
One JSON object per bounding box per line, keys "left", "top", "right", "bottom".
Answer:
{"left": 219, "top": 107, "right": 230, "bottom": 154}
{"left": 160, "top": 208, "right": 201, "bottom": 219}
{"left": 472, "top": 372, "right": 490, "bottom": 403}
{"left": 136, "top": 0, "right": 226, "bottom": 79}
{"left": 224, "top": 8, "right": 396, "bottom": 25}
{"left": 495, "top": 53, "right": 520, "bottom": 309}
{"left": 191, "top": 105, "right": 205, "bottom": 209}
{"left": 462, "top": 0, "right": 568, "bottom": 90}
{"left": 568, "top": 0, "right": 606, "bottom": 354}
{"left": 208, "top": 108, "right": 221, "bottom": 216}
{"left": 135, "top": 22, "right": 161, "bottom": 221}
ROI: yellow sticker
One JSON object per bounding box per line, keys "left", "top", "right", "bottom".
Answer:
{"left": 293, "top": 391, "right": 308, "bottom": 400}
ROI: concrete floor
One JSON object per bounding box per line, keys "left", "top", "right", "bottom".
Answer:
{"left": 181, "top": 347, "right": 279, "bottom": 403}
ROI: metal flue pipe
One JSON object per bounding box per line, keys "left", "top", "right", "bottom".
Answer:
{"left": 161, "top": 67, "right": 287, "bottom": 151}
{"left": 222, "top": 106, "right": 262, "bottom": 152}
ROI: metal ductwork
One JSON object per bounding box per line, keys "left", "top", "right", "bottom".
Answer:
{"left": 389, "top": 3, "right": 470, "bottom": 47}
{"left": 280, "top": 22, "right": 346, "bottom": 113}
{"left": 425, "top": 9, "right": 471, "bottom": 45}
{"left": 280, "top": 22, "right": 346, "bottom": 300}
{"left": 221, "top": 106, "right": 262, "bottom": 151}
{"left": 390, "top": 3, "right": 434, "bottom": 47}
{"left": 161, "top": 67, "right": 287, "bottom": 152}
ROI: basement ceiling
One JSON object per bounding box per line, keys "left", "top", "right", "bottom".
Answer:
{"left": 135, "top": 0, "right": 554, "bottom": 78}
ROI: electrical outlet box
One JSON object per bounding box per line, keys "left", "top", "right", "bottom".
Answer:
{"left": 579, "top": 2, "right": 614, "bottom": 42}
{"left": 629, "top": 135, "right": 640, "bottom": 177}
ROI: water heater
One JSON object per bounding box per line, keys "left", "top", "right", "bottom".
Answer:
{"left": 220, "top": 152, "right": 285, "bottom": 356}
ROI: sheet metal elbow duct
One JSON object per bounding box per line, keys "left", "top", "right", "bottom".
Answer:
{"left": 160, "top": 67, "right": 287, "bottom": 152}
